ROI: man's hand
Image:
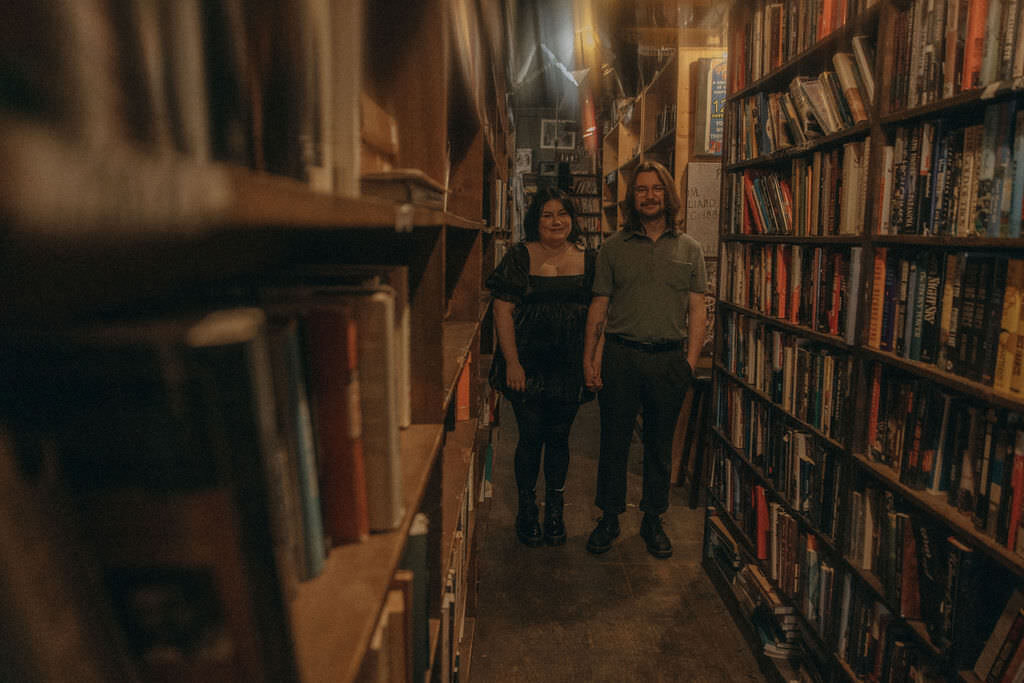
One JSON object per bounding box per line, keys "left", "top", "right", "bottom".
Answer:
{"left": 584, "top": 360, "right": 602, "bottom": 391}
{"left": 506, "top": 360, "right": 526, "bottom": 392}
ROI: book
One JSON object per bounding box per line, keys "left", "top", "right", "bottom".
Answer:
{"left": 975, "top": 590, "right": 1024, "bottom": 680}
{"left": 304, "top": 305, "right": 370, "bottom": 544}
{"left": 2, "top": 308, "right": 301, "bottom": 681}
{"left": 267, "top": 316, "right": 326, "bottom": 579}
{"left": 399, "top": 513, "right": 430, "bottom": 683}
{"left": 851, "top": 34, "right": 876, "bottom": 104}
{"left": 832, "top": 52, "right": 868, "bottom": 124}
{"left": 0, "top": 429, "right": 137, "bottom": 682}
{"left": 328, "top": 0, "right": 364, "bottom": 194}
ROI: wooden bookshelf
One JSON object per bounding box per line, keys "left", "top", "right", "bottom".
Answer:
{"left": 711, "top": 0, "right": 1024, "bottom": 681}
{"left": 0, "top": 2, "right": 506, "bottom": 681}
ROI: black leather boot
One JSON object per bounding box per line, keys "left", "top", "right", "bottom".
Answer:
{"left": 516, "top": 490, "right": 543, "bottom": 547}
{"left": 586, "top": 513, "right": 620, "bottom": 554}
{"left": 543, "top": 489, "right": 566, "bottom": 545}
{"left": 640, "top": 513, "right": 672, "bottom": 558}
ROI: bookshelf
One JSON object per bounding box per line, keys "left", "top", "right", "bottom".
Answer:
{"left": 600, "top": 45, "right": 726, "bottom": 234}
{"left": 708, "top": 1, "right": 1024, "bottom": 682}
{"left": 0, "top": 2, "right": 508, "bottom": 682}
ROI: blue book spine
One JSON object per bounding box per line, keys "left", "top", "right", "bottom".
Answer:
{"left": 286, "top": 323, "right": 327, "bottom": 578}
{"left": 1009, "top": 110, "right": 1024, "bottom": 238}
{"left": 991, "top": 101, "right": 1017, "bottom": 236}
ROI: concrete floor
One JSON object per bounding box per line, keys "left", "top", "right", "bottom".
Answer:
{"left": 470, "top": 398, "right": 766, "bottom": 683}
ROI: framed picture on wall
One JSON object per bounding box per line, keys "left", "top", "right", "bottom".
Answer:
{"left": 540, "top": 119, "right": 576, "bottom": 149}
{"left": 538, "top": 161, "right": 557, "bottom": 176}
{"left": 515, "top": 148, "right": 533, "bottom": 174}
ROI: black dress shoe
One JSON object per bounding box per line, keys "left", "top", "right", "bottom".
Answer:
{"left": 586, "top": 514, "right": 620, "bottom": 554}
{"left": 516, "top": 513, "right": 544, "bottom": 547}
{"left": 640, "top": 514, "right": 672, "bottom": 558}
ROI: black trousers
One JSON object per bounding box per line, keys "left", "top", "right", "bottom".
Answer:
{"left": 595, "top": 338, "right": 692, "bottom": 516}
{"left": 510, "top": 397, "right": 580, "bottom": 495}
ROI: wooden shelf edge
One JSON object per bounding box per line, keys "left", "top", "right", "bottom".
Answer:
{"left": 720, "top": 234, "right": 864, "bottom": 244}
{"left": 442, "top": 321, "right": 482, "bottom": 410}
{"left": 861, "top": 348, "right": 1024, "bottom": 413}
{"left": 850, "top": 452, "right": 1024, "bottom": 579}
{"left": 290, "top": 423, "right": 445, "bottom": 683}
{"left": 725, "top": 122, "right": 870, "bottom": 171}
{"left": 717, "top": 300, "right": 854, "bottom": 352}
{"left": 0, "top": 119, "right": 498, "bottom": 238}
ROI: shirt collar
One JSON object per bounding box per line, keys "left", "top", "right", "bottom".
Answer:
{"left": 624, "top": 222, "right": 680, "bottom": 240}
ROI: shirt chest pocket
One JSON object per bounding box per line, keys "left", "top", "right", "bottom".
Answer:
{"left": 655, "top": 257, "right": 693, "bottom": 291}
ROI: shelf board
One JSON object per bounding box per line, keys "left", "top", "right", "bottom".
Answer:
{"left": 645, "top": 129, "right": 676, "bottom": 155}
{"left": 721, "top": 233, "right": 864, "bottom": 245}
{"left": 859, "top": 348, "right": 1024, "bottom": 413}
{"left": 724, "top": 123, "right": 870, "bottom": 172}
{"left": 870, "top": 234, "right": 1024, "bottom": 248}
{"left": 443, "top": 321, "right": 481, "bottom": 409}
{"left": 290, "top": 423, "right": 446, "bottom": 683}
{"left": 713, "top": 364, "right": 848, "bottom": 453}
{"left": 0, "top": 120, "right": 488, "bottom": 239}
{"left": 850, "top": 451, "right": 1024, "bottom": 579}
{"left": 877, "top": 87, "right": 1016, "bottom": 128}
{"left": 717, "top": 300, "right": 853, "bottom": 351}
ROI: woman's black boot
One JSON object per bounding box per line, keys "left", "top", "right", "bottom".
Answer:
{"left": 543, "top": 489, "right": 566, "bottom": 545}
{"left": 516, "top": 490, "right": 543, "bottom": 547}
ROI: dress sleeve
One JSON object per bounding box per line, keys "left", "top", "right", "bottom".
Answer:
{"left": 485, "top": 242, "right": 529, "bottom": 304}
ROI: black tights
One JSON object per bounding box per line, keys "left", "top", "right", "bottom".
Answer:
{"left": 510, "top": 398, "right": 580, "bottom": 495}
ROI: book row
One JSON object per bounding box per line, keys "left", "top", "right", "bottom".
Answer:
{"left": 708, "top": 448, "right": 946, "bottom": 679}
{"left": 867, "top": 249, "right": 1024, "bottom": 391}
{"left": 731, "top": 0, "right": 880, "bottom": 92}
{"left": 709, "top": 441, "right": 1020, "bottom": 676}
{"left": 877, "top": 101, "right": 1024, "bottom": 238}
{"left": 884, "top": 0, "right": 1024, "bottom": 113}
{"left": 726, "top": 139, "right": 870, "bottom": 237}
{"left": 868, "top": 364, "right": 1024, "bottom": 555}
{"left": 715, "top": 390, "right": 848, "bottom": 537}
{"left": 569, "top": 195, "right": 601, "bottom": 215}
{"left": 727, "top": 49, "right": 874, "bottom": 161}
{"left": 2, "top": 269, "right": 424, "bottom": 587}
{"left": 717, "top": 320, "right": 856, "bottom": 444}
{"left": 720, "top": 243, "right": 864, "bottom": 344}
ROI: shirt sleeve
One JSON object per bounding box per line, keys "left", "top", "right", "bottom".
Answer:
{"left": 485, "top": 242, "right": 529, "bottom": 304}
{"left": 592, "top": 243, "right": 613, "bottom": 297}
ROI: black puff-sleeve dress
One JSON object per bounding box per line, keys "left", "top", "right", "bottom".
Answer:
{"left": 486, "top": 242, "right": 596, "bottom": 405}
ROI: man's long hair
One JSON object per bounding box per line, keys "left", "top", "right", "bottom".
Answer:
{"left": 623, "top": 160, "right": 682, "bottom": 230}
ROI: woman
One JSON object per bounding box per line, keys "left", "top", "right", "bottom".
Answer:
{"left": 486, "top": 187, "right": 597, "bottom": 547}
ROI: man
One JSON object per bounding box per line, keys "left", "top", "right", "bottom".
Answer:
{"left": 583, "top": 160, "right": 707, "bottom": 559}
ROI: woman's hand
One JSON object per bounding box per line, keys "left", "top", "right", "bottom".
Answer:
{"left": 506, "top": 360, "right": 527, "bottom": 392}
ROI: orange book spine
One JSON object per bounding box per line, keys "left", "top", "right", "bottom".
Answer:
{"left": 961, "top": 0, "right": 989, "bottom": 89}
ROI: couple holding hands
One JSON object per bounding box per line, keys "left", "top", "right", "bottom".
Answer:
{"left": 488, "top": 160, "right": 707, "bottom": 559}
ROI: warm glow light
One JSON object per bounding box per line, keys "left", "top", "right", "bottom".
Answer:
{"left": 576, "top": 26, "right": 597, "bottom": 52}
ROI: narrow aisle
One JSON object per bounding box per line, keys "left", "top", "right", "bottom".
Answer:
{"left": 471, "top": 398, "right": 765, "bottom": 682}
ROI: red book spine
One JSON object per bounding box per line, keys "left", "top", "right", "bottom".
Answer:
{"left": 307, "top": 307, "right": 370, "bottom": 545}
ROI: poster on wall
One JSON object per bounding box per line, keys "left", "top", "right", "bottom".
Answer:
{"left": 685, "top": 161, "right": 721, "bottom": 257}
{"left": 515, "top": 148, "right": 532, "bottom": 174}
{"left": 693, "top": 56, "right": 727, "bottom": 156}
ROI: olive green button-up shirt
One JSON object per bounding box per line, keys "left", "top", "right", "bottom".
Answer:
{"left": 593, "top": 226, "right": 707, "bottom": 343}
